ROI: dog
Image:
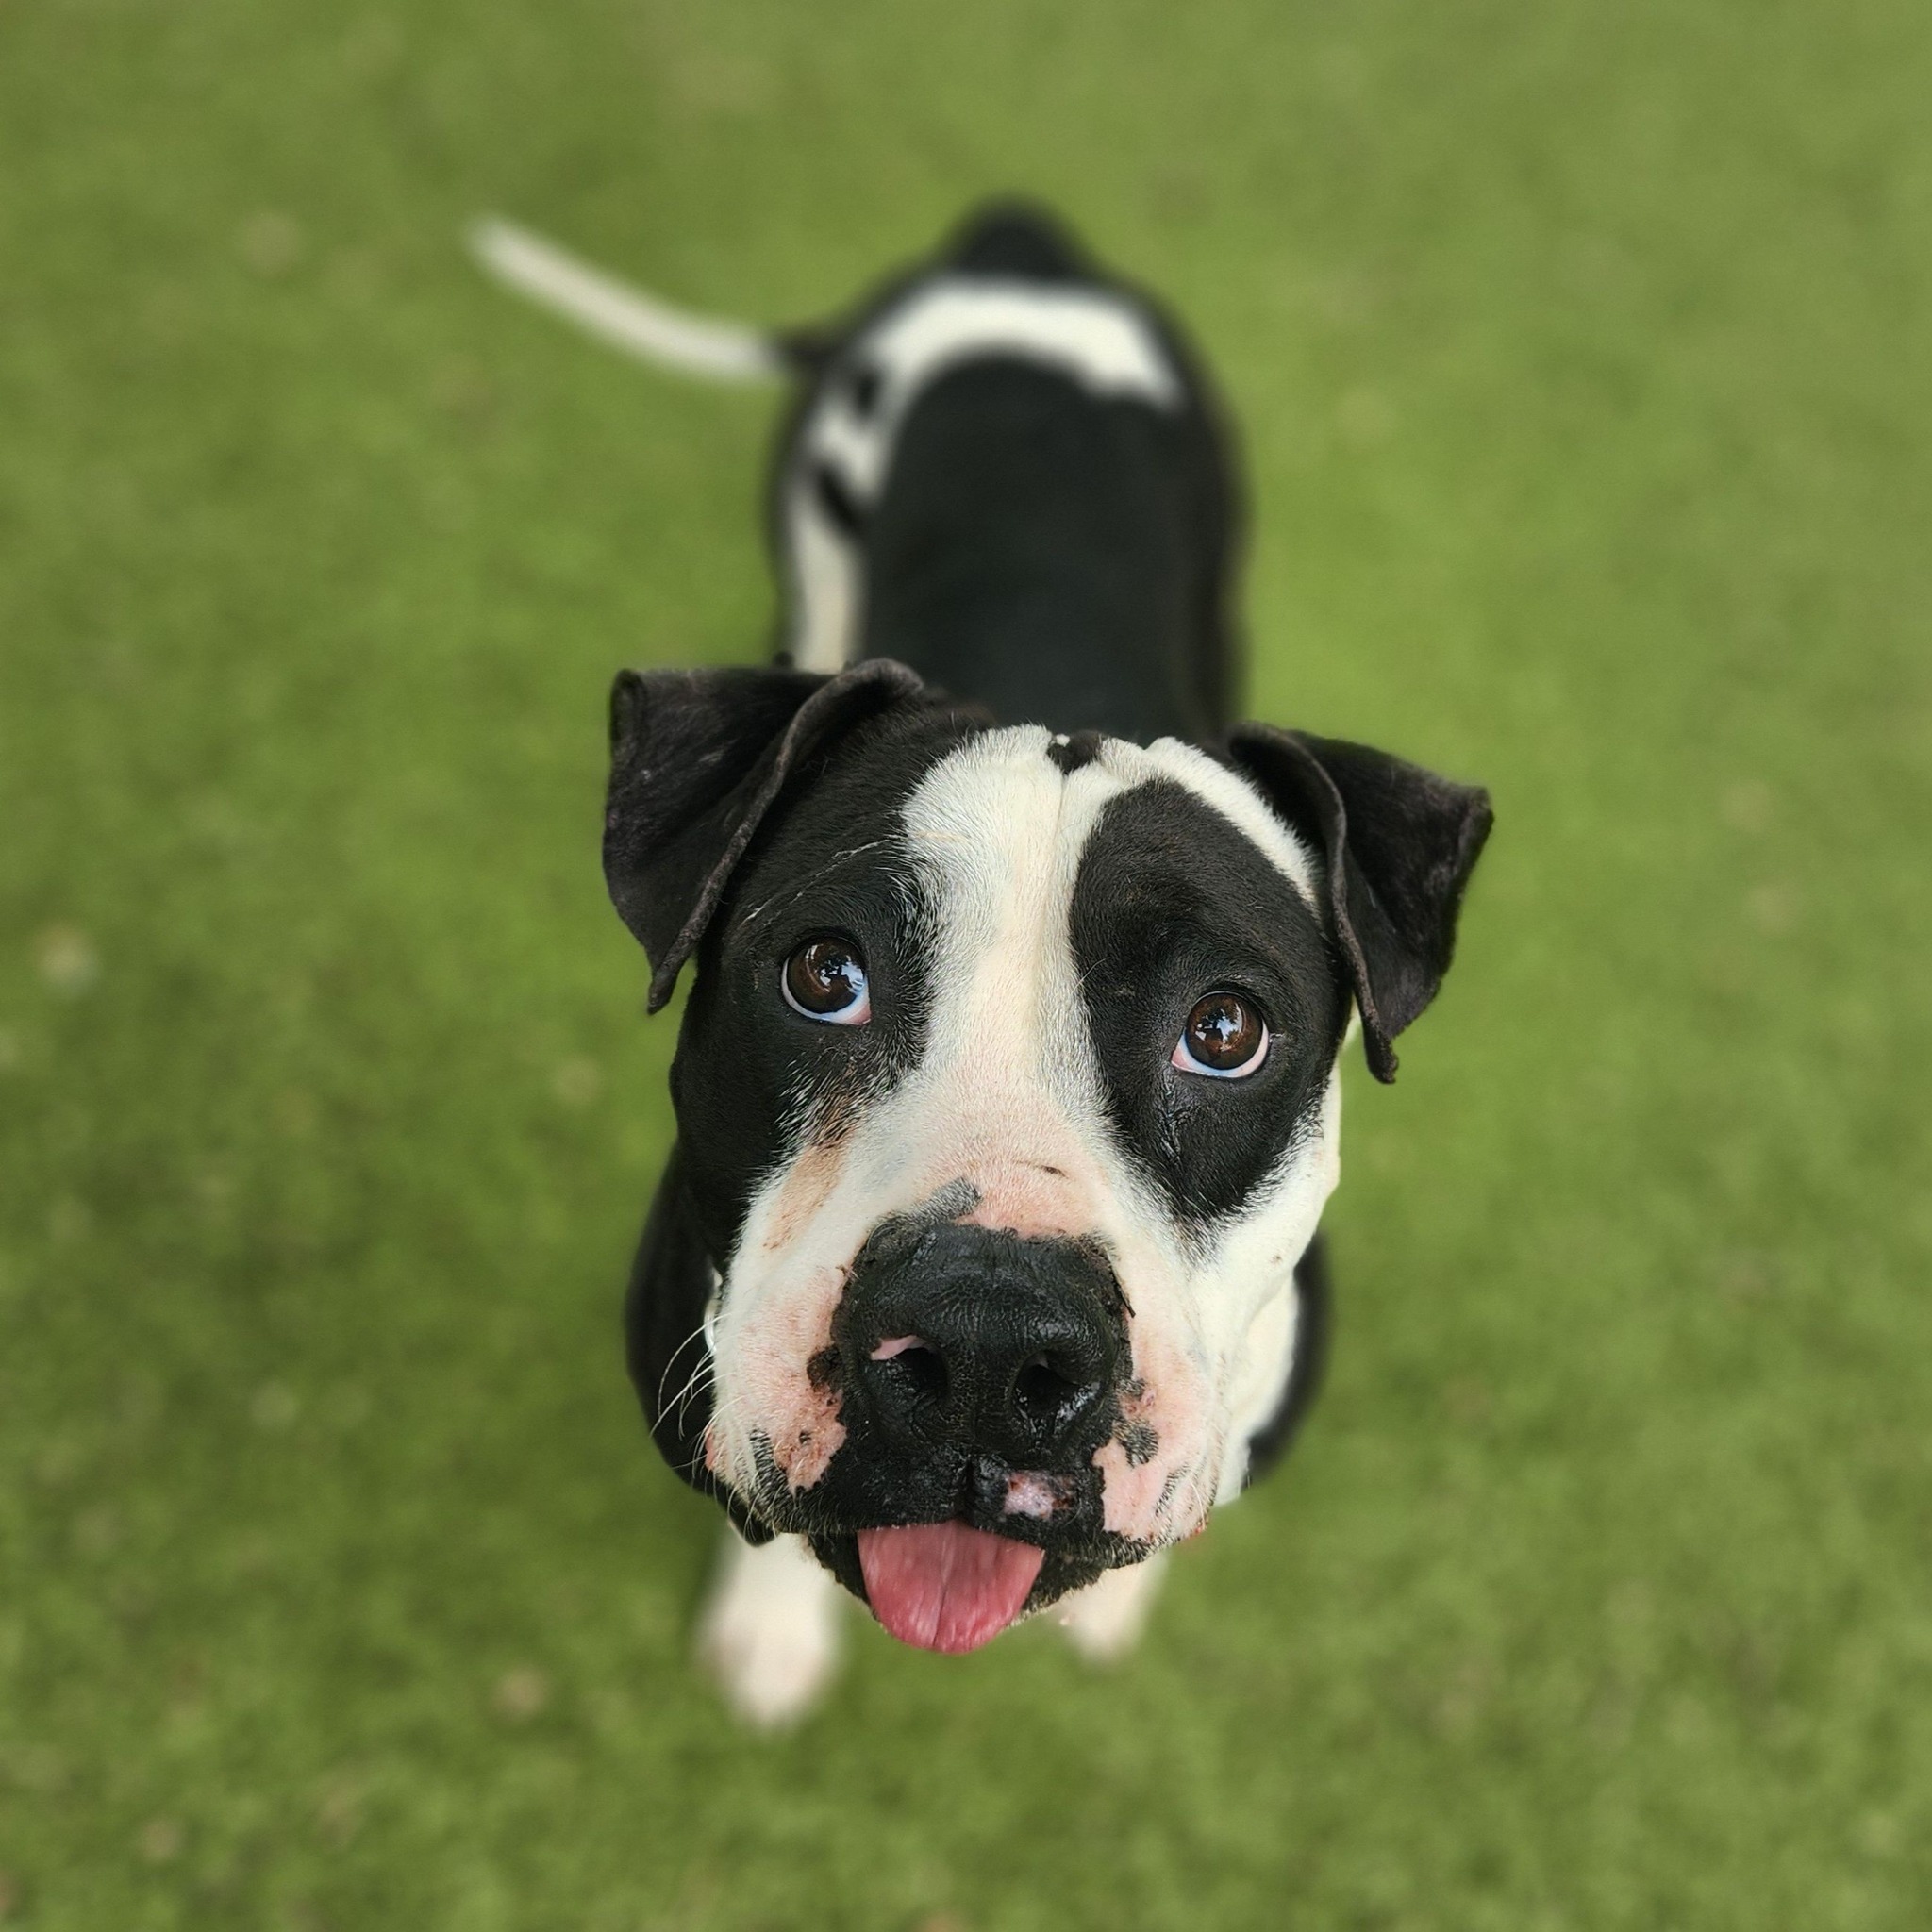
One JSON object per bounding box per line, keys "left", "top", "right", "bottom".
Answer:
{"left": 475, "top": 203, "right": 1492, "bottom": 1724}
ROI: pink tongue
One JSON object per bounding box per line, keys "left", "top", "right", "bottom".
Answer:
{"left": 857, "top": 1522, "right": 1046, "bottom": 1654}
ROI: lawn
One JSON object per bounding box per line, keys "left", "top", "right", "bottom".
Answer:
{"left": 2, "top": 0, "right": 1929, "bottom": 1926}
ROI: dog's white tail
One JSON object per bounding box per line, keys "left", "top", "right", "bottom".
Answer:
{"left": 467, "top": 216, "right": 782, "bottom": 384}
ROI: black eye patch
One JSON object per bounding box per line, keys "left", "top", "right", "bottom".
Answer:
{"left": 669, "top": 710, "right": 967, "bottom": 1266}
{"left": 1069, "top": 779, "right": 1347, "bottom": 1225}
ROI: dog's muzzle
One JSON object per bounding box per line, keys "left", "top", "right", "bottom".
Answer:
{"left": 751, "top": 1211, "right": 1142, "bottom": 1636}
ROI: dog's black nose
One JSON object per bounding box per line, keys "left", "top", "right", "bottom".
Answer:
{"left": 837, "top": 1220, "right": 1124, "bottom": 1465}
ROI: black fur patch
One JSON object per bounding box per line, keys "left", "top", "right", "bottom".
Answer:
{"left": 859, "top": 361, "right": 1233, "bottom": 742}
{"left": 944, "top": 201, "right": 1089, "bottom": 280}
{"left": 668, "top": 702, "right": 980, "bottom": 1269}
{"left": 1069, "top": 779, "right": 1346, "bottom": 1226}
{"left": 1048, "top": 730, "right": 1105, "bottom": 774}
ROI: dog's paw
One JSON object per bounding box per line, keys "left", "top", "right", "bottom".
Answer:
{"left": 1055, "top": 1550, "right": 1169, "bottom": 1664}
{"left": 697, "top": 1530, "right": 844, "bottom": 1729}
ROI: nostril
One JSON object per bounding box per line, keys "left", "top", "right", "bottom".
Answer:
{"left": 1011, "top": 1353, "right": 1091, "bottom": 1435}
{"left": 870, "top": 1337, "right": 948, "bottom": 1407}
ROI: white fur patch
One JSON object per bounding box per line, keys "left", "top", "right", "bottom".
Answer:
{"left": 698, "top": 1529, "right": 844, "bottom": 1729}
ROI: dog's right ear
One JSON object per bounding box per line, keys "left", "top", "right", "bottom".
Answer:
{"left": 604, "top": 658, "right": 924, "bottom": 1012}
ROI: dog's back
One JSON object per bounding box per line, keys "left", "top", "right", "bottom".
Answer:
{"left": 772, "top": 206, "right": 1242, "bottom": 744}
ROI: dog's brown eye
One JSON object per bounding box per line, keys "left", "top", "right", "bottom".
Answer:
{"left": 783, "top": 936, "right": 872, "bottom": 1025}
{"left": 1173, "top": 991, "right": 1268, "bottom": 1078}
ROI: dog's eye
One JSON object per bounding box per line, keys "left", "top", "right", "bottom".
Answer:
{"left": 1173, "top": 991, "right": 1268, "bottom": 1078}
{"left": 782, "top": 936, "right": 872, "bottom": 1025}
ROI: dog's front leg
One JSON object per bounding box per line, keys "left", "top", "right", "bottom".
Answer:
{"left": 697, "top": 1528, "right": 845, "bottom": 1727}
{"left": 1054, "top": 1551, "right": 1170, "bottom": 1663}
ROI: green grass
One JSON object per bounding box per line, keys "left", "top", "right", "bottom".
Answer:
{"left": 3, "top": 0, "right": 1929, "bottom": 1925}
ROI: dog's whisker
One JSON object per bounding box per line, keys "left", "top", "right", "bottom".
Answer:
{"left": 669, "top": 1358, "right": 718, "bottom": 1434}
{"left": 654, "top": 1320, "right": 712, "bottom": 1416}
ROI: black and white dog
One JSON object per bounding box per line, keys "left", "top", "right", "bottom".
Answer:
{"left": 476, "top": 204, "right": 1492, "bottom": 1724}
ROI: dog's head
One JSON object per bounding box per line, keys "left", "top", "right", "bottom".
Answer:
{"left": 607, "top": 661, "right": 1490, "bottom": 1647}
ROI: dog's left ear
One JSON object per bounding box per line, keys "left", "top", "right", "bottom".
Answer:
{"left": 1224, "top": 724, "right": 1492, "bottom": 1083}
{"left": 605, "top": 658, "right": 925, "bottom": 1012}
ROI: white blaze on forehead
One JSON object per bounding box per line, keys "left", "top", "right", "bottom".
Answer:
{"left": 835, "top": 727, "right": 1138, "bottom": 1241}
{"left": 707, "top": 725, "right": 1342, "bottom": 1532}
{"left": 900, "top": 729, "right": 1105, "bottom": 1117}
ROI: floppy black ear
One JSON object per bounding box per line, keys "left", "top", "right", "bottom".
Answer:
{"left": 1224, "top": 724, "right": 1492, "bottom": 1083}
{"left": 604, "top": 658, "right": 925, "bottom": 1012}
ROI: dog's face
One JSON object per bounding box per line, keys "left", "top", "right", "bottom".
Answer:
{"left": 607, "top": 662, "right": 1489, "bottom": 1645}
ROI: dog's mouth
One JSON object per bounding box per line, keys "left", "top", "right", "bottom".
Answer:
{"left": 853, "top": 1521, "right": 1046, "bottom": 1652}
{"left": 799, "top": 1512, "right": 1134, "bottom": 1645}
{"left": 723, "top": 1415, "right": 1153, "bottom": 1644}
